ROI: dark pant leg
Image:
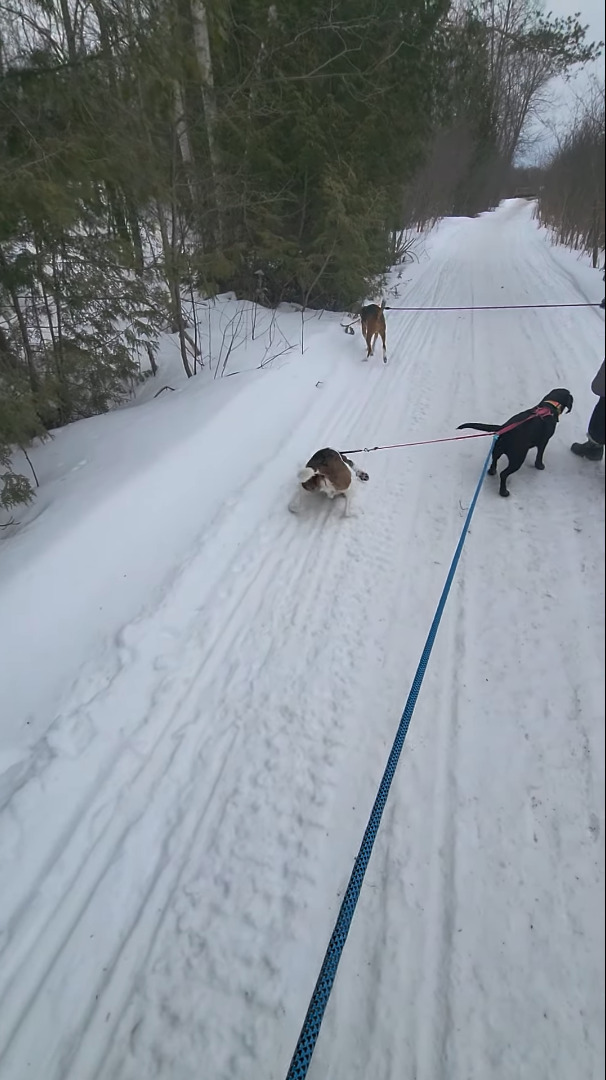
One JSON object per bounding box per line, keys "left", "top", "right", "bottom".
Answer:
{"left": 588, "top": 397, "right": 605, "bottom": 445}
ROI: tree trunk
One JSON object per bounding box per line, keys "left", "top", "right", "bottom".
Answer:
{"left": 173, "top": 82, "right": 197, "bottom": 206}
{"left": 146, "top": 343, "right": 158, "bottom": 376}
{"left": 58, "top": 0, "right": 78, "bottom": 64}
{"left": 126, "top": 199, "right": 145, "bottom": 273}
{"left": 0, "top": 247, "right": 39, "bottom": 391}
{"left": 156, "top": 202, "right": 193, "bottom": 379}
{"left": 591, "top": 204, "right": 599, "bottom": 268}
{"left": 190, "top": 0, "right": 224, "bottom": 245}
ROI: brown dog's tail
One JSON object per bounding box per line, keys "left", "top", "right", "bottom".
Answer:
{"left": 457, "top": 422, "right": 501, "bottom": 432}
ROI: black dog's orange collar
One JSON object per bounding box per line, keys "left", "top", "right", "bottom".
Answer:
{"left": 543, "top": 399, "right": 563, "bottom": 415}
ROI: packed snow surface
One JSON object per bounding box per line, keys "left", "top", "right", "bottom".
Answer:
{"left": 0, "top": 200, "right": 604, "bottom": 1080}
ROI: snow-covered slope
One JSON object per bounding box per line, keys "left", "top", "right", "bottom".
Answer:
{"left": 0, "top": 200, "right": 604, "bottom": 1080}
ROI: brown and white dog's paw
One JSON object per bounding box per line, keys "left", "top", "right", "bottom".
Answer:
{"left": 357, "top": 470, "right": 369, "bottom": 482}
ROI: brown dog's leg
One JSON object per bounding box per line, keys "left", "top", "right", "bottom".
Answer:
{"left": 361, "top": 322, "right": 371, "bottom": 358}
{"left": 378, "top": 323, "right": 387, "bottom": 363}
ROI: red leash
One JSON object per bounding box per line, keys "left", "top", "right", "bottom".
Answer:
{"left": 341, "top": 407, "right": 552, "bottom": 455}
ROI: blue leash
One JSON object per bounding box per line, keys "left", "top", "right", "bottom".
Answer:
{"left": 285, "top": 439, "right": 495, "bottom": 1080}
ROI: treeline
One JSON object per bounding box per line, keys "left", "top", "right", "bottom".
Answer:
{"left": 0, "top": 0, "right": 600, "bottom": 510}
{"left": 535, "top": 79, "right": 605, "bottom": 267}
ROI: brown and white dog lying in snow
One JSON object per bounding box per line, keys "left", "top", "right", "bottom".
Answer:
{"left": 288, "top": 448, "right": 369, "bottom": 517}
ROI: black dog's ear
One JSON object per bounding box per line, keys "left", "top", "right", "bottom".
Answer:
{"left": 566, "top": 393, "right": 574, "bottom": 413}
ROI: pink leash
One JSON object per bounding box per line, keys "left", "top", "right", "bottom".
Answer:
{"left": 341, "top": 407, "right": 552, "bottom": 455}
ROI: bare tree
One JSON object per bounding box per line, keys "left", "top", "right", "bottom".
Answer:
{"left": 536, "top": 78, "right": 605, "bottom": 265}
{"left": 479, "top": 0, "right": 602, "bottom": 164}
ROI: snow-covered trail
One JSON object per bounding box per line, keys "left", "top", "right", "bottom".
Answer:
{"left": 0, "top": 201, "right": 603, "bottom": 1080}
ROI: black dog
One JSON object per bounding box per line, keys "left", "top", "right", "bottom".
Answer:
{"left": 458, "top": 388, "right": 573, "bottom": 497}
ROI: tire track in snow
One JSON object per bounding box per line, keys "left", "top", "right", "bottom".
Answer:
{"left": 1, "top": 362, "right": 370, "bottom": 1053}
{"left": 90, "top": 313, "right": 449, "bottom": 1080}
{"left": 0, "top": 366, "right": 372, "bottom": 1042}
{"left": 306, "top": 289, "right": 476, "bottom": 1080}
{"left": 443, "top": 480, "right": 603, "bottom": 1079}
{"left": 305, "top": 202, "right": 604, "bottom": 1080}
{"left": 411, "top": 573, "right": 467, "bottom": 1080}
{"left": 0, "top": 296, "right": 437, "bottom": 1079}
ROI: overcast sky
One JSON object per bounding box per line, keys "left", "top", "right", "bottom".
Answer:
{"left": 526, "top": 0, "right": 606, "bottom": 161}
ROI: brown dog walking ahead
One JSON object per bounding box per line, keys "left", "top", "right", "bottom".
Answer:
{"left": 360, "top": 301, "right": 387, "bottom": 363}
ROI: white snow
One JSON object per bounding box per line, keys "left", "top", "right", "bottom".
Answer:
{"left": 0, "top": 199, "right": 604, "bottom": 1080}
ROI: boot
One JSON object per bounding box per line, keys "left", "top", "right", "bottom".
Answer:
{"left": 570, "top": 437, "right": 604, "bottom": 461}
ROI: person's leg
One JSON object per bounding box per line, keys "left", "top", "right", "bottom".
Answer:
{"left": 571, "top": 397, "right": 605, "bottom": 460}
{"left": 588, "top": 396, "right": 605, "bottom": 445}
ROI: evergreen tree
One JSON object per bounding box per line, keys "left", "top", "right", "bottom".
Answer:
{"left": 0, "top": 0, "right": 601, "bottom": 513}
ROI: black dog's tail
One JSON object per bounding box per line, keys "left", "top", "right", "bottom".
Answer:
{"left": 457, "top": 422, "right": 501, "bottom": 433}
